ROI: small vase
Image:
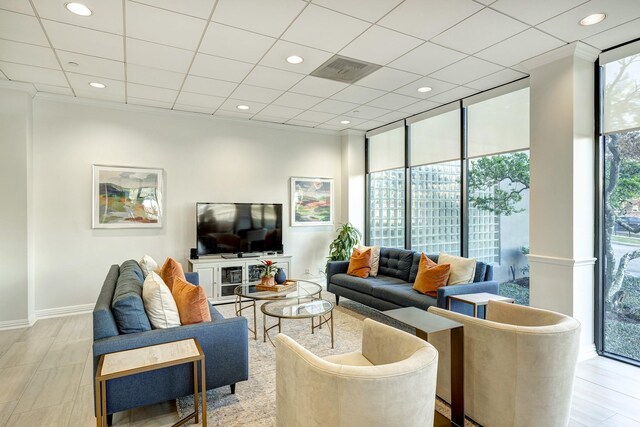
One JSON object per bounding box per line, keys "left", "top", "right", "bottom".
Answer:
{"left": 261, "top": 276, "right": 275, "bottom": 287}
{"left": 275, "top": 268, "right": 286, "bottom": 284}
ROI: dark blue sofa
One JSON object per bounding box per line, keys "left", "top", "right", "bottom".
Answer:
{"left": 327, "top": 248, "right": 498, "bottom": 317}
{"left": 93, "top": 261, "right": 248, "bottom": 424}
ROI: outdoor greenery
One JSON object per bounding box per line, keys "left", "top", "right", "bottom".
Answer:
{"left": 328, "top": 222, "right": 362, "bottom": 262}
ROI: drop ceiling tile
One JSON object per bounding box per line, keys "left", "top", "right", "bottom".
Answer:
{"left": 344, "top": 105, "right": 390, "bottom": 120}
{"left": 326, "top": 117, "right": 367, "bottom": 127}
{"left": 218, "top": 98, "right": 267, "bottom": 113}
{"left": 252, "top": 115, "right": 286, "bottom": 124}
{"left": 491, "top": 0, "right": 588, "bottom": 26}
{"left": 126, "top": 2, "right": 206, "bottom": 51}
{"left": 67, "top": 72, "right": 125, "bottom": 101}
{"left": 215, "top": 110, "right": 254, "bottom": 119}
{"left": 475, "top": 0, "right": 497, "bottom": 4}
{"left": 0, "top": 61, "right": 67, "bottom": 86}
{"left": 57, "top": 51, "right": 124, "bottom": 80}
{"left": 272, "top": 92, "right": 323, "bottom": 109}
{"left": 127, "top": 64, "right": 184, "bottom": 89}
{"left": 43, "top": 20, "right": 123, "bottom": 61}
{"left": 259, "top": 104, "right": 305, "bottom": 119}
{"left": 127, "top": 96, "right": 173, "bottom": 109}
{"left": 312, "top": 0, "right": 403, "bottom": 23}
{"left": 367, "top": 92, "right": 419, "bottom": 110}
{"left": 354, "top": 67, "right": 421, "bottom": 91}
{"left": 289, "top": 75, "right": 349, "bottom": 97}
{"left": 0, "top": 0, "right": 34, "bottom": 15}
{"left": 174, "top": 103, "right": 213, "bottom": 114}
{"left": 379, "top": 0, "right": 482, "bottom": 41}
{"left": 353, "top": 119, "right": 386, "bottom": 130}
{"left": 230, "top": 84, "right": 283, "bottom": 103}
{"left": 429, "top": 56, "right": 503, "bottom": 85}
{"left": 583, "top": 18, "right": 640, "bottom": 50}
{"left": 398, "top": 99, "right": 441, "bottom": 114}
{"left": 175, "top": 91, "right": 225, "bottom": 110}
{"left": 0, "top": 39, "right": 58, "bottom": 69}
{"left": 340, "top": 25, "right": 423, "bottom": 66}
{"left": 389, "top": 42, "right": 467, "bottom": 76}
{"left": 331, "top": 85, "right": 386, "bottom": 104}
{"left": 0, "top": 9, "right": 48, "bottom": 46}
{"left": 34, "top": 83, "right": 74, "bottom": 95}
{"left": 316, "top": 123, "right": 343, "bottom": 130}
{"left": 182, "top": 75, "right": 237, "bottom": 97}
{"left": 310, "top": 98, "right": 359, "bottom": 114}
{"left": 31, "top": 0, "right": 123, "bottom": 34}
{"left": 189, "top": 53, "right": 253, "bottom": 82}
{"left": 429, "top": 86, "right": 478, "bottom": 103}
{"left": 294, "top": 110, "right": 337, "bottom": 123}
{"left": 282, "top": 4, "right": 370, "bottom": 52}
{"left": 127, "top": 38, "right": 193, "bottom": 73}
{"left": 244, "top": 65, "right": 305, "bottom": 90}
{"left": 475, "top": 28, "right": 565, "bottom": 67}
{"left": 199, "top": 23, "right": 275, "bottom": 63}
{"left": 127, "top": 83, "right": 177, "bottom": 102}
{"left": 431, "top": 8, "right": 528, "bottom": 55}
{"left": 536, "top": 0, "right": 640, "bottom": 43}
{"left": 213, "top": 0, "right": 306, "bottom": 38}
{"left": 131, "top": 0, "right": 213, "bottom": 19}
{"left": 287, "top": 119, "right": 319, "bottom": 128}
{"left": 394, "top": 76, "right": 456, "bottom": 98}
{"left": 374, "top": 110, "right": 409, "bottom": 123}
{"left": 465, "top": 68, "right": 528, "bottom": 90}
{"left": 259, "top": 40, "right": 333, "bottom": 75}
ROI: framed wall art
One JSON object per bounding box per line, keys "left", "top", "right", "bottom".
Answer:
{"left": 290, "top": 177, "right": 334, "bottom": 227}
{"left": 92, "top": 165, "right": 164, "bottom": 229}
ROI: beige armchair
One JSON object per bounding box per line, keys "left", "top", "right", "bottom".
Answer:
{"left": 428, "top": 301, "right": 581, "bottom": 427}
{"left": 275, "top": 318, "right": 439, "bottom": 427}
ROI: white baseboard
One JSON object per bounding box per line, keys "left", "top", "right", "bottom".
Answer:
{"left": 0, "top": 318, "right": 33, "bottom": 330}
{"left": 35, "top": 303, "right": 95, "bottom": 320}
{"left": 579, "top": 343, "right": 598, "bottom": 361}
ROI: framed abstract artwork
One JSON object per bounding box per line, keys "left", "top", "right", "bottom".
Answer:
{"left": 290, "top": 177, "right": 334, "bottom": 226}
{"left": 92, "top": 165, "right": 164, "bottom": 229}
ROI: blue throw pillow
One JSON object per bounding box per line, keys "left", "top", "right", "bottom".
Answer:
{"left": 473, "top": 262, "right": 487, "bottom": 283}
{"left": 112, "top": 261, "right": 151, "bottom": 334}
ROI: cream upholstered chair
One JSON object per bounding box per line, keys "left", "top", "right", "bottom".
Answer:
{"left": 428, "top": 301, "right": 581, "bottom": 427}
{"left": 274, "top": 318, "right": 438, "bottom": 427}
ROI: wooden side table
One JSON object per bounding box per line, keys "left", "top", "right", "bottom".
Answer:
{"left": 447, "top": 292, "right": 515, "bottom": 318}
{"left": 95, "top": 338, "right": 207, "bottom": 427}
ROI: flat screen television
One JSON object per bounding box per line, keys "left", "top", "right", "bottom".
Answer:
{"left": 196, "top": 203, "right": 283, "bottom": 256}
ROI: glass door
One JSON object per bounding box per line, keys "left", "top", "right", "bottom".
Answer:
{"left": 220, "top": 265, "right": 243, "bottom": 299}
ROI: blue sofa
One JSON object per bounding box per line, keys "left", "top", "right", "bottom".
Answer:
{"left": 327, "top": 248, "right": 499, "bottom": 317}
{"left": 93, "top": 260, "right": 249, "bottom": 424}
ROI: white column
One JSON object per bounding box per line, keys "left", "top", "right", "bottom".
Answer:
{"left": 523, "top": 42, "right": 599, "bottom": 360}
{"left": 341, "top": 130, "right": 365, "bottom": 233}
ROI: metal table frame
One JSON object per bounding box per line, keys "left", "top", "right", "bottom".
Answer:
{"left": 261, "top": 298, "right": 334, "bottom": 349}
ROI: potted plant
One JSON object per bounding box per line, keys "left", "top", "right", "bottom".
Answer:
{"left": 328, "top": 222, "right": 362, "bottom": 261}
{"left": 259, "top": 260, "right": 278, "bottom": 287}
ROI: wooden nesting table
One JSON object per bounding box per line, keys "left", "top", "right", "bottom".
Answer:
{"left": 447, "top": 292, "right": 515, "bottom": 318}
{"left": 95, "top": 338, "right": 207, "bottom": 427}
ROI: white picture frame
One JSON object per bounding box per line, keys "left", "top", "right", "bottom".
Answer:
{"left": 290, "top": 177, "right": 334, "bottom": 227}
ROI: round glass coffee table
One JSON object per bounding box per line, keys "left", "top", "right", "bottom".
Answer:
{"left": 234, "top": 280, "right": 322, "bottom": 340}
{"left": 261, "top": 297, "right": 334, "bottom": 348}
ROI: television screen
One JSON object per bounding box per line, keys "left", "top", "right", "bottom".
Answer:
{"left": 196, "top": 203, "right": 283, "bottom": 256}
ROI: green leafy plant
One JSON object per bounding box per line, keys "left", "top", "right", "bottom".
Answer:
{"left": 259, "top": 260, "right": 278, "bottom": 278}
{"left": 328, "top": 222, "right": 362, "bottom": 261}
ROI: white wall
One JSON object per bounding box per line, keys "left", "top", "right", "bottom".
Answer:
{"left": 32, "top": 96, "right": 342, "bottom": 313}
{"left": 0, "top": 87, "right": 32, "bottom": 326}
{"left": 340, "top": 131, "right": 365, "bottom": 233}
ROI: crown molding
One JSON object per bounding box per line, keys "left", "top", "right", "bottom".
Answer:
{"left": 0, "top": 79, "right": 37, "bottom": 96}
{"left": 521, "top": 41, "right": 601, "bottom": 71}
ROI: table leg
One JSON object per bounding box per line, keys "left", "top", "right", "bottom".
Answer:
{"left": 473, "top": 303, "right": 478, "bottom": 318}
{"left": 450, "top": 325, "right": 464, "bottom": 427}
{"left": 330, "top": 312, "right": 334, "bottom": 349}
{"left": 252, "top": 302, "right": 257, "bottom": 340}
{"left": 100, "top": 379, "right": 107, "bottom": 427}
{"left": 95, "top": 379, "right": 101, "bottom": 427}
{"left": 201, "top": 358, "right": 207, "bottom": 427}
{"left": 278, "top": 318, "right": 281, "bottom": 333}
{"left": 447, "top": 297, "right": 451, "bottom": 310}
{"left": 311, "top": 317, "right": 314, "bottom": 334}
{"left": 263, "top": 312, "right": 266, "bottom": 343}
{"left": 193, "top": 361, "right": 199, "bottom": 424}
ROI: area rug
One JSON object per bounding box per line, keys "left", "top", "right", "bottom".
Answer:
{"left": 177, "top": 298, "right": 475, "bottom": 426}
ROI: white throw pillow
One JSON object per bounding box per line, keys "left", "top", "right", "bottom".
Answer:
{"left": 359, "top": 245, "right": 381, "bottom": 277}
{"left": 140, "top": 254, "right": 159, "bottom": 277}
{"left": 437, "top": 253, "right": 476, "bottom": 286}
{"left": 143, "top": 272, "right": 181, "bottom": 329}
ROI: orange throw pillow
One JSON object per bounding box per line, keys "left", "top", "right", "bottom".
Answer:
{"left": 347, "top": 247, "right": 371, "bottom": 278}
{"left": 413, "top": 253, "right": 451, "bottom": 297}
{"left": 159, "top": 257, "right": 186, "bottom": 292}
{"left": 171, "top": 276, "right": 211, "bottom": 325}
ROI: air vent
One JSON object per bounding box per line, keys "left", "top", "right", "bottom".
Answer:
{"left": 310, "top": 55, "right": 381, "bottom": 84}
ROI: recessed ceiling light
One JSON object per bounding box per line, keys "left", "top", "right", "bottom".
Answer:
{"left": 67, "top": 61, "right": 79, "bottom": 67}
{"left": 65, "top": 2, "right": 92, "bottom": 16}
{"left": 579, "top": 13, "right": 606, "bottom": 26}
{"left": 286, "top": 55, "right": 304, "bottom": 64}
{"left": 340, "top": 120, "right": 351, "bottom": 125}
{"left": 237, "top": 105, "right": 250, "bottom": 110}
{"left": 89, "top": 82, "right": 106, "bottom": 89}
{"left": 417, "top": 86, "right": 432, "bottom": 93}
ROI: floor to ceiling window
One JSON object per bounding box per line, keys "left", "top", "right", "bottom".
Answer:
{"left": 600, "top": 41, "right": 640, "bottom": 364}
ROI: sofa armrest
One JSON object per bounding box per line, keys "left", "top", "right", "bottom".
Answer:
{"left": 436, "top": 281, "right": 499, "bottom": 314}
{"left": 185, "top": 271, "right": 199, "bottom": 285}
{"left": 326, "top": 261, "right": 349, "bottom": 285}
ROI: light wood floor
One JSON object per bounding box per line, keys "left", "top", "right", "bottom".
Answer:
{"left": 0, "top": 314, "right": 639, "bottom": 426}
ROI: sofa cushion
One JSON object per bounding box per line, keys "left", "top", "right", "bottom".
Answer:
{"left": 372, "top": 284, "right": 437, "bottom": 310}
{"left": 140, "top": 254, "right": 159, "bottom": 277}
{"left": 358, "top": 245, "right": 381, "bottom": 277}
{"left": 347, "top": 247, "right": 371, "bottom": 278}
{"left": 142, "top": 272, "right": 181, "bottom": 329}
{"left": 112, "top": 261, "right": 151, "bottom": 334}
{"left": 378, "top": 248, "right": 414, "bottom": 281}
{"left": 409, "top": 253, "right": 438, "bottom": 283}
{"left": 172, "top": 276, "right": 211, "bottom": 325}
{"left": 473, "top": 262, "right": 487, "bottom": 283}
{"left": 438, "top": 253, "right": 476, "bottom": 285}
{"left": 413, "top": 253, "right": 450, "bottom": 297}
{"left": 94, "top": 264, "right": 120, "bottom": 340}
{"left": 160, "top": 257, "right": 186, "bottom": 292}
{"left": 331, "top": 273, "right": 407, "bottom": 295}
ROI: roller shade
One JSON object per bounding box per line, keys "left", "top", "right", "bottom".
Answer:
{"left": 368, "top": 122, "right": 405, "bottom": 172}
{"left": 602, "top": 44, "right": 640, "bottom": 134}
{"left": 409, "top": 108, "right": 461, "bottom": 166}
{"left": 467, "top": 87, "right": 530, "bottom": 158}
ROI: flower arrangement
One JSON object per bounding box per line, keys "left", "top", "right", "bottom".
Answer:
{"left": 259, "top": 260, "right": 278, "bottom": 286}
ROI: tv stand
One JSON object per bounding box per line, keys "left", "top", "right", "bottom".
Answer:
{"left": 220, "top": 253, "right": 261, "bottom": 259}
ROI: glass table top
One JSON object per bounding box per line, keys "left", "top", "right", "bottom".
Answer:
{"left": 261, "top": 297, "right": 333, "bottom": 319}
{"left": 234, "top": 279, "right": 322, "bottom": 301}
